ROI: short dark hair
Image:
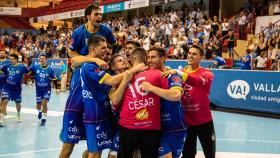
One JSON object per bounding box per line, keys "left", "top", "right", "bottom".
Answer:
{"left": 191, "top": 45, "right": 204, "bottom": 56}
{"left": 39, "top": 54, "right": 47, "bottom": 59}
{"left": 131, "top": 47, "right": 147, "bottom": 63}
{"left": 109, "top": 54, "right": 122, "bottom": 68}
{"left": 10, "top": 54, "right": 19, "bottom": 61}
{"left": 126, "top": 40, "right": 141, "bottom": 48}
{"left": 87, "top": 35, "right": 107, "bottom": 49}
{"left": 148, "top": 47, "right": 166, "bottom": 58}
{"left": 85, "top": 4, "right": 101, "bottom": 17}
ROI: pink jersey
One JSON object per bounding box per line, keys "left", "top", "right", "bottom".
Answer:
{"left": 119, "top": 69, "right": 168, "bottom": 130}
{"left": 181, "top": 67, "right": 214, "bottom": 126}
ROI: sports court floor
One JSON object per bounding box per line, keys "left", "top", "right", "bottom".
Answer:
{"left": 0, "top": 85, "right": 279, "bottom": 158}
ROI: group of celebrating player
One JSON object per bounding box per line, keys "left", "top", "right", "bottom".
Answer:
{"left": 58, "top": 3, "right": 216, "bottom": 158}
{"left": 0, "top": 50, "right": 60, "bottom": 127}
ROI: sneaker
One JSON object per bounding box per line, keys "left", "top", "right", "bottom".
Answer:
{"left": 17, "top": 115, "right": 21, "bottom": 122}
{"left": 0, "top": 122, "right": 3, "bottom": 127}
{"left": 41, "top": 119, "right": 46, "bottom": 126}
{"left": 38, "top": 111, "right": 42, "bottom": 120}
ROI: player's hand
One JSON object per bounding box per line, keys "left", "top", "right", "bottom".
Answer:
{"left": 135, "top": 63, "right": 149, "bottom": 72}
{"left": 160, "top": 69, "right": 177, "bottom": 78}
{"left": 95, "top": 59, "right": 108, "bottom": 70}
{"left": 141, "top": 82, "right": 153, "bottom": 92}
{"left": 55, "top": 89, "right": 60, "bottom": 95}
{"left": 123, "top": 70, "right": 133, "bottom": 82}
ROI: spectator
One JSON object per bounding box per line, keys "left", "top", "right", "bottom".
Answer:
{"left": 241, "top": 49, "right": 252, "bottom": 70}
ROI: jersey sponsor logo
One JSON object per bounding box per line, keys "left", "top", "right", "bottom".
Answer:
{"left": 97, "top": 131, "right": 108, "bottom": 139}
{"left": 98, "top": 140, "right": 112, "bottom": 147}
{"left": 136, "top": 108, "right": 149, "bottom": 120}
{"left": 82, "top": 90, "right": 93, "bottom": 99}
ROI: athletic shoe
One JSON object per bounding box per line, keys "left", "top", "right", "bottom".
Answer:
{"left": 38, "top": 111, "right": 42, "bottom": 120}
{"left": 41, "top": 119, "right": 46, "bottom": 126}
{"left": 0, "top": 122, "right": 3, "bottom": 127}
{"left": 17, "top": 115, "right": 21, "bottom": 122}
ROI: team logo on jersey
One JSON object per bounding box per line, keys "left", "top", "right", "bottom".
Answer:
{"left": 136, "top": 108, "right": 149, "bottom": 120}
{"left": 16, "top": 70, "right": 19, "bottom": 73}
{"left": 172, "top": 76, "right": 181, "bottom": 83}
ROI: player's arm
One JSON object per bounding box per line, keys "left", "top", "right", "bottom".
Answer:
{"left": 102, "top": 63, "right": 148, "bottom": 87}
{"left": 71, "top": 56, "right": 108, "bottom": 69}
{"left": 141, "top": 82, "right": 182, "bottom": 101}
{"left": 109, "top": 71, "right": 132, "bottom": 106}
{"left": 161, "top": 69, "right": 213, "bottom": 87}
{"left": 141, "top": 74, "right": 183, "bottom": 101}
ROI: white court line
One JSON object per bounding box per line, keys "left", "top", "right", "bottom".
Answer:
{"left": 7, "top": 107, "right": 63, "bottom": 117}
{"left": 217, "top": 138, "right": 280, "bottom": 143}
{"left": 196, "top": 151, "right": 280, "bottom": 158}
{"left": 1, "top": 150, "right": 279, "bottom": 158}
{"left": 0, "top": 145, "right": 86, "bottom": 157}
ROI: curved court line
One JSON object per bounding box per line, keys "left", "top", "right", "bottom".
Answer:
{"left": 0, "top": 145, "right": 86, "bottom": 157}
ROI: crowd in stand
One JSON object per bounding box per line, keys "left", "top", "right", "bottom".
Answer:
{"left": 0, "top": 0, "right": 279, "bottom": 71}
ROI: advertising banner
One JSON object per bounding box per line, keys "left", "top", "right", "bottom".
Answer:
{"left": 32, "top": 58, "right": 68, "bottom": 80}
{"left": 125, "top": 0, "right": 149, "bottom": 10}
{"left": 210, "top": 70, "right": 280, "bottom": 114}
{"left": 0, "top": 7, "right": 21, "bottom": 15}
{"left": 150, "top": 0, "right": 165, "bottom": 5}
{"left": 104, "top": 2, "right": 125, "bottom": 13}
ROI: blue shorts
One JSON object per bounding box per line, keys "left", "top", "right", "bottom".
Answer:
{"left": 60, "top": 111, "right": 86, "bottom": 144}
{"left": 2, "top": 85, "right": 22, "bottom": 103}
{"left": 36, "top": 88, "right": 51, "bottom": 104}
{"left": 110, "top": 130, "right": 120, "bottom": 152}
{"left": 158, "top": 130, "right": 187, "bottom": 158}
{"left": 85, "top": 121, "right": 113, "bottom": 153}
{"left": 0, "top": 83, "right": 4, "bottom": 97}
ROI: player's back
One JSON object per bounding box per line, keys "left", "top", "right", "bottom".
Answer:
{"left": 64, "top": 67, "right": 84, "bottom": 113}
{"left": 119, "top": 69, "right": 167, "bottom": 130}
{"left": 80, "top": 62, "right": 111, "bottom": 123}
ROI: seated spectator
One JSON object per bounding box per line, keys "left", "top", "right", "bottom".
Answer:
{"left": 241, "top": 49, "right": 252, "bottom": 70}
{"left": 213, "top": 52, "right": 226, "bottom": 69}
{"left": 256, "top": 51, "right": 268, "bottom": 70}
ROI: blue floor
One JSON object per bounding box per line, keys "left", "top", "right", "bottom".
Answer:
{"left": 0, "top": 86, "right": 280, "bottom": 158}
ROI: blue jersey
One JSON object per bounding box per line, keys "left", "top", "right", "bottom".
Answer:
{"left": 3, "top": 64, "right": 29, "bottom": 87}
{"left": 64, "top": 67, "right": 84, "bottom": 113}
{"left": 80, "top": 62, "right": 111, "bottom": 123}
{"left": 214, "top": 56, "right": 226, "bottom": 66}
{"left": 0, "top": 59, "right": 11, "bottom": 84}
{"left": 160, "top": 74, "right": 187, "bottom": 132}
{"left": 70, "top": 24, "right": 116, "bottom": 56}
{"left": 241, "top": 54, "right": 251, "bottom": 70}
{"left": 29, "top": 65, "right": 56, "bottom": 89}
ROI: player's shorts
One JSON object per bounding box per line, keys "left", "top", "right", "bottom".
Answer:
{"left": 85, "top": 120, "right": 113, "bottom": 153}
{"left": 110, "top": 130, "right": 120, "bottom": 152}
{"left": 158, "top": 130, "right": 187, "bottom": 158}
{"left": 2, "top": 85, "right": 22, "bottom": 103}
{"left": 60, "top": 111, "right": 86, "bottom": 144}
{"left": 36, "top": 87, "right": 51, "bottom": 104}
{"left": 0, "top": 83, "right": 5, "bottom": 98}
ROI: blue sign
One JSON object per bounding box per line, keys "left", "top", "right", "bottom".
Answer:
{"left": 104, "top": 2, "right": 125, "bottom": 13}
{"left": 32, "top": 58, "right": 68, "bottom": 80}
{"left": 165, "top": 60, "right": 215, "bottom": 69}
{"left": 210, "top": 70, "right": 280, "bottom": 114}
{"left": 165, "top": 60, "right": 280, "bottom": 115}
